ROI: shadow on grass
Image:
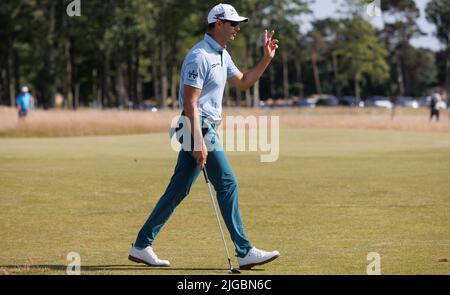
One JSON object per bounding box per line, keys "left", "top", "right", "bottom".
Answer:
{"left": 0, "top": 265, "right": 265, "bottom": 272}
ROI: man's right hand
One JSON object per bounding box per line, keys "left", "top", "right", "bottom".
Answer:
{"left": 193, "top": 141, "right": 208, "bottom": 169}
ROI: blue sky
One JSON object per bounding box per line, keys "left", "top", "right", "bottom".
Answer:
{"left": 304, "top": 0, "right": 442, "bottom": 51}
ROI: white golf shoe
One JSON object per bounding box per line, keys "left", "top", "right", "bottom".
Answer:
{"left": 238, "top": 247, "right": 280, "bottom": 270}
{"left": 128, "top": 244, "right": 170, "bottom": 267}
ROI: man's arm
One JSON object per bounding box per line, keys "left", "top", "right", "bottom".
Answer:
{"left": 229, "top": 29, "right": 279, "bottom": 91}
{"left": 183, "top": 85, "right": 208, "bottom": 168}
{"left": 228, "top": 58, "right": 272, "bottom": 91}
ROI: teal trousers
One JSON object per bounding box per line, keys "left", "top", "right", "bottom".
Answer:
{"left": 135, "top": 118, "right": 253, "bottom": 258}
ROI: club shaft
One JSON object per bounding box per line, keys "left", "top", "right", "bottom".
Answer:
{"left": 202, "top": 168, "right": 233, "bottom": 268}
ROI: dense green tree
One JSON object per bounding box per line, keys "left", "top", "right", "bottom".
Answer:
{"left": 426, "top": 0, "right": 450, "bottom": 95}
{"left": 380, "top": 0, "right": 421, "bottom": 96}
{"left": 402, "top": 47, "right": 438, "bottom": 96}
{"left": 0, "top": 0, "right": 446, "bottom": 108}
{"left": 307, "top": 18, "right": 341, "bottom": 96}
{"left": 336, "top": 17, "right": 389, "bottom": 99}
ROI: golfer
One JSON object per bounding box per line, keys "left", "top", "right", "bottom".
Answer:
{"left": 129, "top": 3, "right": 280, "bottom": 270}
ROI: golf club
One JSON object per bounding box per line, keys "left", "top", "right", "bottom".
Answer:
{"left": 202, "top": 167, "right": 241, "bottom": 274}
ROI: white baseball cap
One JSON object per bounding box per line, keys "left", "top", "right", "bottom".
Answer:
{"left": 207, "top": 3, "right": 248, "bottom": 24}
{"left": 21, "top": 86, "right": 29, "bottom": 93}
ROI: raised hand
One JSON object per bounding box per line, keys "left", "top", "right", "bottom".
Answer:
{"left": 264, "top": 29, "right": 279, "bottom": 59}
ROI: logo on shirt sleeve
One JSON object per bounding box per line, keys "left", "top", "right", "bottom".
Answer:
{"left": 188, "top": 70, "right": 198, "bottom": 80}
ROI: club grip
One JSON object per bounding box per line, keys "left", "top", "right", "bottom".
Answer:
{"left": 202, "top": 168, "right": 209, "bottom": 183}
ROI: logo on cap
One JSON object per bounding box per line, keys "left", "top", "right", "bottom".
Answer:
{"left": 214, "top": 12, "right": 225, "bottom": 19}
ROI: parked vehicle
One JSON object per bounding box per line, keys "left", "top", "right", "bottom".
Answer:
{"left": 259, "top": 100, "right": 292, "bottom": 108}
{"left": 364, "top": 96, "right": 393, "bottom": 109}
{"left": 395, "top": 96, "right": 419, "bottom": 109}
{"left": 339, "top": 96, "right": 361, "bottom": 107}
{"left": 316, "top": 96, "right": 339, "bottom": 106}
{"left": 143, "top": 102, "right": 158, "bottom": 112}
{"left": 418, "top": 96, "right": 430, "bottom": 107}
{"left": 293, "top": 99, "right": 316, "bottom": 108}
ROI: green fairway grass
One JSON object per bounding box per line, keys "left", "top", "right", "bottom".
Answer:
{"left": 1, "top": 129, "right": 449, "bottom": 274}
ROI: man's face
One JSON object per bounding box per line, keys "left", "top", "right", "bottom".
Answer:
{"left": 219, "top": 20, "right": 240, "bottom": 42}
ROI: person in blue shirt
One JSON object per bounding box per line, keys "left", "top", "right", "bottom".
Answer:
{"left": 129, "top": 3, "right": 280, "bottom": 270}
{"left": 16, "top": 86, "right": 33, "bottom": 118}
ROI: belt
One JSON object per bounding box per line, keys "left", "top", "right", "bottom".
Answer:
{"left": 180, "top": 111, "right": 221, "bottom": 127}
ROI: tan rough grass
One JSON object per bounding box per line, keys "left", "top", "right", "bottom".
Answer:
{"left": 0, "top": 106, "right": 449, "bottom": 137}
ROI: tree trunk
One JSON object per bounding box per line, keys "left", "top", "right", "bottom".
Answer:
{"left": 46, "top": 1, "right": 57, "bottom": 108}
{"left": 92, "top": 69, "right": 97, "bottom": 107}
{"left": 311, "top": 48, "right": 322, "bottom": 95}
{"left": 127, "top": 48, "right": 135, "bottom": 108}
{"left": 102, "top": 56, "right": 111, "bottom": 107}
{"left": 354, "top": 74, "right": 360, "bottom": 99}
{"left": 64, "top": 38, "right": 73, "bottom": 109}
{"left": 236, "top": 89, "right": 242, "bottom": 106}
{"left": 253, "top": 80, "right": 260, "bottom": 108}
{"left": 245, "top": 89, "right": 252, "bottom": 107}
{"left": 13, "top": 50, "right": 20, "bottom": 103}
{"left": 332, "top": 51, "right": 341, "bottom": 98}
{"left": 115, "top": 65, "right": 129, "bottom": 108}
{"left": 395, "top": 50, "right": 405, "bottom": 96}
{"left": 446, "top": 45, "right": 450, "bottom": 97}
{"left": 152, "top": 54, "right": 160, "bottom": 106}
{"left": 159, "top": 37, "right": 168, "bottom": 109}
{"left": 245, "top": 43, "right": 253, "bottom": 107}
{"left": 8, "top": 49, "right": 16, "bottom": 107}
{"left": 269, "top": 66, "right": 275, "bottom": 98}
{"left": 74, "top": 83, "right": 80, "bottom": 110}
{"left": 170, "top": 65, "right": 177, "bottom": 109}
{"left": 137, "top": 75, "right": 142, "bottom": 108}
{"left": 134, "top": 39, "right": 140, "bottom": 108}
{"left": 92, "top": 69, "right": 101, "bottom": 108}
{"left": 282, "top": 49, "right": 289, "bottom": 99}
{"left": 252, "top": 25, "right": 262, "bottom": 108}
{"left": 1, "top": 69, "right": 6, "bottom": 105}
{"left": 295, "top": 59, "right": 304, "bottom": 98}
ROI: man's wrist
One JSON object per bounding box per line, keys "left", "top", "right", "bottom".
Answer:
{"left": 262, "top": 55, "right": 272, "bottom": 64}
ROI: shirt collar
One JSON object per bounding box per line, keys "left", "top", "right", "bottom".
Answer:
{"left": 204, "top": 34, "right": 225, "bottom": 53}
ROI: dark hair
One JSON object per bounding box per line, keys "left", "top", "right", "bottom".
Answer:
{"left": 208, "top": 22, "right": 216, "bottom": 30}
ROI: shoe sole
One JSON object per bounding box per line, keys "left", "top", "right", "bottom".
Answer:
{"left": 239, "top": 254, "right": 280, "bottom": 270}
{"left": 128, "top": 255, "right": 170, "bottom": 267}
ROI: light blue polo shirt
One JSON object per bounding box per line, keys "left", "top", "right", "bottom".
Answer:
{"left": 178, "top": 34, "right": 239, "bottom": 121}
{"left": 16, "top": 93, "right": 32, "bottom": 110}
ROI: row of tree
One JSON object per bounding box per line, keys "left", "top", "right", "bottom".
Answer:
{"left": 0, "top": 0, "right": 449, "bottom": 109}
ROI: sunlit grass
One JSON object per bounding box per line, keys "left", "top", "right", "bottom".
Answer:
{"left": 1, "top": 129, "right": 449, "bottom": 274}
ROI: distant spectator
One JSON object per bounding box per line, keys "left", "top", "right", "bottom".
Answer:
{"left": 390, "top": 96, "right": 396, "bottom": 120}
{"left": 429, "top": 92, "right": 440, "bottom": 122}
{"left": 447, "top": 96, "right": 450, "bottom": 120}
{"left": 16, "top": 86, "right": 33, "bottom": 119}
